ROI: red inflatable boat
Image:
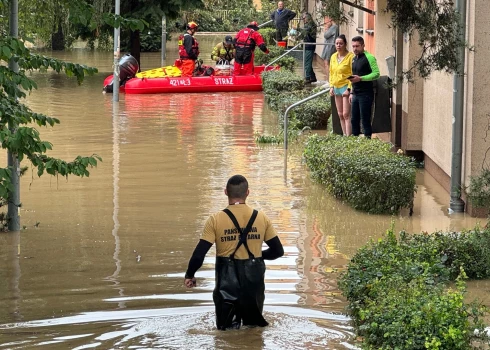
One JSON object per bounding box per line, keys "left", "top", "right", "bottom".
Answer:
{"left": 103, "top": 55, "right": 278, "bottom": 94}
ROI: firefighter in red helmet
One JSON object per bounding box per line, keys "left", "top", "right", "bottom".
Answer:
{"left": 233, "top": 21, "right": 269, "bottom": 76}
{"left": 178, "top": 21, "right": 200, "bottom": 77}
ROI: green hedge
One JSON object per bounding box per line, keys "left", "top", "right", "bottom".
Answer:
{"left": 255, "top": 46, "right": 296, "bottom": 72}
{"left": 258, "top": 27, "right": 276, "bottom": 46}
{"left": 303, "top": 134, "right": 417, "bottom": 214}
{"left": 261, "top": 70, "right": 330, "bottom": 130}
{"left": 275, "top": 91, "right": 330, "bottom": 130}
{"left": 339, "top": 228, "right": 490, "bottom": 349}
{"left": 262, "top": 69, "right": 304, "bottom": 95}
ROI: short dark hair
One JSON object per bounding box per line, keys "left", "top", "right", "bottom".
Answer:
{"left": 352, "top": 36, "right": 364, "bottom": 45}
{"left": 226, "top": 175, "right": 248, "bottom": 198}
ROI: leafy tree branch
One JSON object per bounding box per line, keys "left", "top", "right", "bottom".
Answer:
{"left": 0, "top": 28, "right": 101, "bottom": 202}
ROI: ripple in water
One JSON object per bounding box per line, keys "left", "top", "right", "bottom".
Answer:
{"left": 1, "top": 306, "right": 357, "bottom": 350}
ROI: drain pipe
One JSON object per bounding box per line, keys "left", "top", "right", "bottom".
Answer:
{"left": 283, "top": 88, "right": 330, "bottom": 149}
{"left": 8, "top": 0, "right": 20, "bottom": 231}
{"left": 113, "top": 0, "right": 121, "bottom": 102}
{"left": 161, "top": 14, "right": 167, "bottom": 66}
{"left": 449, "top": 0, "right": 467, "bottom": 212}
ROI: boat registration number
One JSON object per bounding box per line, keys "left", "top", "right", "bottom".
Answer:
{"left": 214, "top": 77, "right": 234, "bottom": 85}
{"left": 169, "top": 78, "right": 191, "bottom": 86}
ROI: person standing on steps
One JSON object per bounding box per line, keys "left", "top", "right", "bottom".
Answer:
{"left": 299, "top": 13, "right": 318, "bottom": 84}
{"left": 184, "top": 174, "right": 284, "bottom": 330}
{"left": 270, "top": 1, "right": 297, "bottom": 43}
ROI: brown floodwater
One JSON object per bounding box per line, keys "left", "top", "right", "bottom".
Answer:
{"left": 0, "top": 35, "right": 486, "bottom": 349}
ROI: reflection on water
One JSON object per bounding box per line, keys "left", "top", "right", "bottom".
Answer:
{"left": 0, "top": 36, "right": 486, "bottom": 349}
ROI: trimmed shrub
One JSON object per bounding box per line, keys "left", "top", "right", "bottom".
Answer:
{"left": 339, "top": 228, "right": 490, "bottom": 349}
{"left": 262, "top": 69, "right": 304, "bottom": 96}
{"left": 255, "top": 46, "right": 296, "bottom": 72}
{"left": 258, "top": 27, "right": 276, "bottom": 46}
{"left": 275, "top": 90, "right": 330, "bottom": 130}
{"left": 304, "top": 134, "right": 417, "bottom": 214}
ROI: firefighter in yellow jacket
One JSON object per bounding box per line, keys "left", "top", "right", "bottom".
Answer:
{"left": 211, "top": 35, "right": 236, "bottom": 63}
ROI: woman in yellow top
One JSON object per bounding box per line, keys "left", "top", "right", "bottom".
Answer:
{"left": 329, "top": 34, "right": 355, "bottom": 136}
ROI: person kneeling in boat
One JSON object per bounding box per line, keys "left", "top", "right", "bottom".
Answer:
{"left": 233, "top": 21, "right": 269, "bottom": 76}
{"left": 211, "top": 35, "right": 236, "bottom": 64}
{"left": 178, "top": 21, "right": 200, "bottom": 77}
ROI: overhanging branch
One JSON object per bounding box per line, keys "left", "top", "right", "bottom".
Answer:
{"left": 339, "top": 0, "right": 376, "bottom": 16}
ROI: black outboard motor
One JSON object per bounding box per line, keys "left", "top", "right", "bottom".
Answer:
{"left": 103, "top": 54, "right": 139, "bottom": 93}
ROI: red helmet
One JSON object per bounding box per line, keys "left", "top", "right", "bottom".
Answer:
{"left": 186, "top": 21, "right": 199, "bottom": 30}
{"left": 247, "top": 21, "right": 259, "bottom": 30}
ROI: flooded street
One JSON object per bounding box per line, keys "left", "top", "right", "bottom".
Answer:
{"left": 0, "top": 36, "right": 485, "bottom": 349}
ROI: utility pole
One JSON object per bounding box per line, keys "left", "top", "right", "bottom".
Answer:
{"left": 8, "top": 0, "right": 20, "bottom": 231}
{"left": 449, "top": 0, "right": 467, "bottom": 212}
{"left": 161, "top": 14, "right": 167, "bottom": 66}
{"left": 113, "top": 0, "right": 121, "bottom": 102}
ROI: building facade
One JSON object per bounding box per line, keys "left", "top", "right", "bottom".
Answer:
{"left": 305, "top": 0, "right": 490, "bottom": 215}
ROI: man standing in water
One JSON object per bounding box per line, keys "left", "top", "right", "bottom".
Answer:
{"left": 184, "top": 175, "right": 284, "bottom": 330}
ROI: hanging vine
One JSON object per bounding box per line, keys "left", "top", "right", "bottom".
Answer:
{"left": 317, "top": 0, "right": 466, "bottom": 82}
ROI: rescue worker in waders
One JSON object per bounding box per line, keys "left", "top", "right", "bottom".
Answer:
{"left": 233, "top": 21, "right": 270, "bottom": 75}
{"left": 185, "top": 175, "right": 284, "bottom": 330}
{"left": 211, "top": 35, "right": 236, "bottom": 63}
{"left": 178, "top": 21, "right": 200, "bottom": 77}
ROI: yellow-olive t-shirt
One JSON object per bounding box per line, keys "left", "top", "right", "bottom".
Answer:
{"left": 201, "top": 204, "right": 278, "bottom": 259}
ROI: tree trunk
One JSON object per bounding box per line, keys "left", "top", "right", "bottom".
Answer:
{"left": 51, "top": 20, "right": 65, "bottom": 50}
{"left": 130, "top": 30, "right": 141, "bottom": 68}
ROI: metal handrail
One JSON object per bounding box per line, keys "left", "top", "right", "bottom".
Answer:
{"left": 258, "top": 20, "right": 273, "bottom": 28}
{"left": 283, "top": 88, "right": 331, "bottom": 149}
{"left": 265, "top": 42, "right": 303, "bottom": 68}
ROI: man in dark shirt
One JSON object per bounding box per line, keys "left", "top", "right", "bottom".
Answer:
{"left": 270, "top": 1, "right": 296, "bottom": 42}
{"left": 348, "top": 36, "right": 380, "bottom": 138}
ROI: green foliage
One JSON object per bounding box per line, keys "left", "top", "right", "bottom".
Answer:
{"left": 0, "top": 0, "right": 148, "bottom": 49}
{"left": 275, "top": 91, "right": 330, "bottom": 130}
{"left": 180, "top": 0, "right": 270, "bottom": 32}
{"left": 255, "top": 133, "right": 283, "bottom": 144}
{"left": 261, "top": 69, "right": 304, "bottom": 95}
{"left": 255, "top": 46, "right": 296, "bottom": 72}
{"left": 339, "top": 228, "right": 490, "bottom": 349}
{"left": 262, "top": 70, "right": 330, "bottom": 130}
{"left": 467, "top": 168, "right": 490, "bottom": 210}
{"left": 407, "top": 228, "right": 490, "bottom": 280}
{"left": 258, "top": 28, "right": 276, "bottom": 46}
{"left": 0, "top": 35, "right": 101, "bottom": 207}
{"left": 303, "top": 134, "right": 417, "bottom": 214}
{"left": 254, "top": 125, "right": 312, "bottom": 145}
